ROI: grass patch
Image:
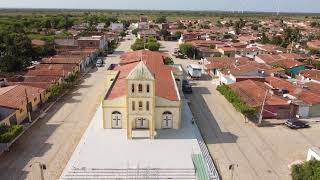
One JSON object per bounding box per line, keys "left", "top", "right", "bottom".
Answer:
{"left": 216, "top": 85, "right": 256, "bottom": 116}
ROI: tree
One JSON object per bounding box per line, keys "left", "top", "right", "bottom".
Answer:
{"left": 0, "top": 29, "right": 33, "bottom": 72}
{"left": 175, "top": 31, "right": 182, "bottom": 39}
{"left": 260, "top": 32, "right": 270, "bottom": 44}
{"left": 119, "top": 31, "right": 127, "bottom": 37}
{"left": 155, "top": 16, "right": 167, "bottom": 24}
{"left": 132, "top": 28, "right": 139, "bottom": 36}
{"left": 177, "top": 22, "right": 186, "bottom": 29}
{"left": 179, "top": 43, "right": 195, "bottom": 58}
{"left": 147, "top": 42, "right": 160, "bottom": 51}
{"left": 131, "top": 39, "right": 145, "bottom": 51}
{"left": 271, "top": 35, "right": 283, "bottom": 46}
{"left": 291, "top": 160, "right": 320, "bottom": 180}
{"left": 159, "top": 29, "right": 170, "bottom": 39}
{"left": 163, "top": 57, "right": 174, "bottom": 65}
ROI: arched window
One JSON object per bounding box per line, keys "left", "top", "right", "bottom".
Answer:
{"left": 138, "top": 84, "right": 143, "bottom": 93}
{"left": 146, "top": 84, "right": 150, "bottom": 93}
{"left": 131, "top": 84, "right": 135, "bottom": 93}
{"left": 138, "top": 101, "right": 143, "bottom": 111}
{"left": 112, "top": 111, "right": 122, "bottom": 128}
{"left": 146, "top": 101, "right": 150, "bottom": 111}
{"left": 162, "top": 111, "right": 173, "bottom": 129}
{"left": 132, "top": 101, "right": 135, "bottom": 111}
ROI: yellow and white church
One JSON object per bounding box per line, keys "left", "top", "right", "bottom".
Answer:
{"left": 102, "top": 51, "right": 183, "bottom": 139}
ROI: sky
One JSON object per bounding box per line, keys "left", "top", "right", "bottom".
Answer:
{"left": 0, "top": 0, "right": 320, "bottom": 13}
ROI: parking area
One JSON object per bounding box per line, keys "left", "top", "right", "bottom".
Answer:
{"left": 187, "top": 80, "right": 320, "bottom": 180}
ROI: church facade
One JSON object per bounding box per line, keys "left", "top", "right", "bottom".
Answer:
{"left": 102, "top": 51, "right": 181, "bottom": 139}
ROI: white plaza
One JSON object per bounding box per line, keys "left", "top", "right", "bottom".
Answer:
{"left": 60, "top": 100, "right": 219, "bottom": 179}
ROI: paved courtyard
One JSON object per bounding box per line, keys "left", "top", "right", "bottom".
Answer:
{"left": 60, "top": 100, "right": 205, "bottom": 179}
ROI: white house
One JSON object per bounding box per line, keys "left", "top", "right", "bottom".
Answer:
{"left": 109, "top": 23, "right": 124, "bottom": 31}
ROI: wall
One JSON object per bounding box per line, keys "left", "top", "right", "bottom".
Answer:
{"left": 155, "top": 97, "right": 181, "bottom": 129}
{"left": 287, "top": 65, "right": 305, "bottom": 78}
{"left": 103, "top": 96, "right": 127, "bottom": 129}
{"left": 309, "top": 104, "right": 320, "bottom": 117}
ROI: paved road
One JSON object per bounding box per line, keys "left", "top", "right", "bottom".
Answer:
{"left": 0, "top": 35, "right": 134, "bottom": 180}
{"left": 160, "top": 40, "right": 320, "bottom": 180}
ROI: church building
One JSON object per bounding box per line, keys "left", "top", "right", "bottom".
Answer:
{"left": 102, "top": 51, "right": 181, "bottom": 139}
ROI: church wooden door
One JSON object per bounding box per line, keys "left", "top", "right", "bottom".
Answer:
{"left": 135, "top": 118, "right": 148, "bottom": 129}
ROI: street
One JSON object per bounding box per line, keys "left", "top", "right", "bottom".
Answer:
{"left": 0, "top": 36, "right": 134, "bottom": 180}
{"left": 160, "top": 40, "right": 320, "bottom": 180}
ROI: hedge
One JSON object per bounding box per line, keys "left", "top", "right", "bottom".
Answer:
{"left": 0, "top": 125, "right": 24, "bottom": 143}
{"left": 216, "top": 85, "right": 256, "bottom": 115}
{"left": 291, "top": 160, "right": 320, "bottom": 180}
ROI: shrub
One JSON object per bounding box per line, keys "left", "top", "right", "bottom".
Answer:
{"left": 131, "top": 39, "right": 145, "bottom": 51}
{"left": 164, "top": 57, "right": 174, "bottom": 65}
{"left": 179, "top": 43, "right": 195, "bottom": 58}
{"left": 48, "top": 83, "right": 64, "bottom": 97}
{"left": 132, "top": 28, "right": 139, "bottom": 36}
{"left": 0, "top": 125, "right": 24, "bottom": 143}
{"left": 216, "top": 85, "right": 256, "bottom": 115}
{"left": 291, "top": 160, "right": 320, "bottom": 180}
{"left": 147, "top": 42, "right": 160, "bottom": 51}
{"left": 65, "top": 72, "right": 78, "bottom": 84}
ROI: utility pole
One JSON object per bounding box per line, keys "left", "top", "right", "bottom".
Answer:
{"left": 25, "top": 88, "right": 32, "bottom": 123}
{"left": 258, "top": 89, "right": 268, "bottom": 125}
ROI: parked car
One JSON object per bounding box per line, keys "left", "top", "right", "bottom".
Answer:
{"left": 285, "top": 119, "right": 310, "bottom": 129}
{"left": 182, "top": 80, "right": 192, "bottom": 94}
{"left": 108, "top": 64, "right": 117, "bottom": 70}
{"left": 187, "top": 64, "right": 202, "bottom": 79}
{"left": 96, "top": 59, "right": 103, "bottom": 67}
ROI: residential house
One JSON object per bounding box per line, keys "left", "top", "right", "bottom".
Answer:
{"left": 109, "top": 23, "right": 124, "bottom": 31}
{"left": 77, "top": 36, "right": 107, "bottom": 50}
{"left": 137, "top": 29, "right": 158, "bottom": 40}
{"left": 298, "top": 69, "right": 320, "bottom": 83}
{"left": 218, "top": 47, "right": 238, "bottom": 57}
{"left": 229, "top": 80, "right": 291, "bottom": 119}
{"left": 266, "top": 77, "right": 320, "bottom": 118}
{"left": 0, "top": 85, "right": 47, "bottom": 126}
{"left": 307, "top": 40, "right": 320, "bottom": 50}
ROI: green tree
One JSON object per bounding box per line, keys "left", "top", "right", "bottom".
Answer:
{"left": 179, "top": 43, "right": 195, "bottom": 58}
{"left": 131, "top": 39, "right": 145, "bottom": 51}
{"left": 291, "top": 160, "right": 320, "bottom": 180}
{"left": 175, "top": 31, "right": 182, "bottom": 39}
{"left": 147, "top": 42, "right": 160, "bottom": 51}
{"left": 163, "top": 57, "right": 174, "bottom": 65}
{"left": 132, "top": 28, "right": 139, "bottom": 36}
{"left": 260, "top": 32, "right": 270, "bottom": 44}
{"left": 155, "top": 16, "right": 167, "bottom": 24}
{"left": 119, "top": 31, "right": 127, "bottom": 37}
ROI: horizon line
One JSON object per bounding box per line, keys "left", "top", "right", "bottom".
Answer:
{"left": 0, "top": 7, "right": 320, "bottom": 15}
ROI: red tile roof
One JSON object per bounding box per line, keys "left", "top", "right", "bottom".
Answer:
{"left": 0, "top": 85, "right": 45, "bottom": 109}
{"left": 266, "top": 77, "right": 320, "bottom": 105}
{"left": 106, "top": 50, "right": 179, "bottom": 101}
{"left": 299, "top": 70, "right": 320, "bottom": 81}
{"left": 229, "top": 80, "right": 289, "bottom": 108}
{"left": 274, "top": 59, "right": 305, "bottom": 69}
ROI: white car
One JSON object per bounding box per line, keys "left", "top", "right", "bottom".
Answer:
{"left": 96, "top": 59, "right": 103, "bottom": 67}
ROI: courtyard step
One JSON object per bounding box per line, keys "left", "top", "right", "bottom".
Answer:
{"left": 61, "top": 168, "right": 197, "bottom": 179}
